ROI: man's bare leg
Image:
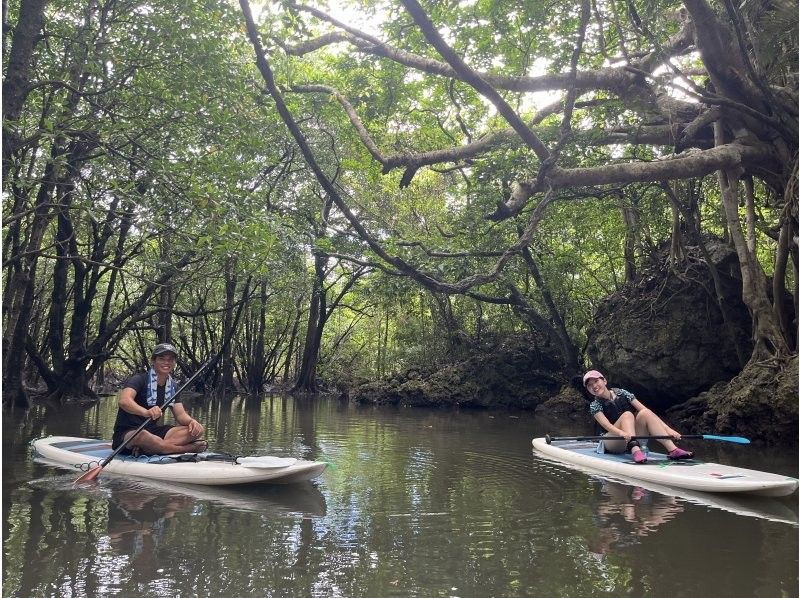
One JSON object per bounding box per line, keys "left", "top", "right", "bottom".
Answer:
{"left": 164, "top": 426, "right": 207, "bottom": 452}
{"left": 124, "top": 428, "right": 206, "bottom": 455}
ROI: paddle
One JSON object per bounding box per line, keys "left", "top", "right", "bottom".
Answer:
{"left": 545, "top": 433, "right": 751, "bottom": 445}
{"left": 74, "top": 355, "right": 216, "bottom": 485}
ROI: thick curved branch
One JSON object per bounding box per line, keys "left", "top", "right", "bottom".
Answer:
{"left": 291, "top": 84, "right": 385, "bottom": 164}
{"left": 285, "top": 2, "right": 697, "bottom": 101}
{"left": 283, "top": 3, "right": 713, "bottom": 187}
{"left": 491, "top": 143, "right": 773, "bottom": 220}
{"left": 292, "top": 82, "right": 708, "bottom": 178}
{"left": 292, "top": 83, "right": 518, "bottom": 173}
{"left": 395, "top": 240, "right": 506, "bottom": 259}
{"left": 283, "top": 31, "right": 350, "bottom": 55}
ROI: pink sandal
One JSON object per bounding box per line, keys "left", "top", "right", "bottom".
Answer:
{"left": 632, "top": 450, "right": 647, "bottom": 463}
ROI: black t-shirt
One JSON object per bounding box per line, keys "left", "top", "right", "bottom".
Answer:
{"left": 112, "top": 372, "right": 181, "bottom": 433}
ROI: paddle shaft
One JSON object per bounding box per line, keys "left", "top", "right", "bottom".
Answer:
{"left": 75, "top": 355, "right": 215, "bottom": 483}
{"left": 545, "top": 433, "right": 750, "bottom": 444}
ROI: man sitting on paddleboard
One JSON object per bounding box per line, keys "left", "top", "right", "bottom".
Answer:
{"left": 583, "top": 370, "right": 693, "bottom": 463}
{"left": 111, "top": 343, "right": 207, "bottom": 456}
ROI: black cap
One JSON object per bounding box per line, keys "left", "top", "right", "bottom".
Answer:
{"left": 152, "top": 342, "right": 178, "bottom": 358}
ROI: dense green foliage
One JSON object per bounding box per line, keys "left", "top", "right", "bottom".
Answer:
{"left": 3, "top": 0, "right": 796, "bottom": 402}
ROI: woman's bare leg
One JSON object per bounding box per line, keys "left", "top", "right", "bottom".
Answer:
{"left": 604, "top": 411, "right": 644, "bottom": 457}
{"left": 634, "top": 410, "right": 678, "bottom": 452}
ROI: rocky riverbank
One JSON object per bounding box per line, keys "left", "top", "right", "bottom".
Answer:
{"left": 346, "top": 237, "right": 798, "bottom": 445}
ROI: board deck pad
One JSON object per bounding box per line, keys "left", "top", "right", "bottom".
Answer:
{"left": 565, "top": 442, "right": 697, "bottom": 467}
{"left": 50, "top": 439, "right": 219, "bottom": 464}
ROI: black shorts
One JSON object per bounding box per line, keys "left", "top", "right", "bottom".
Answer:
{"left": 112, "top": 424, "right": 175, "bottom": 452}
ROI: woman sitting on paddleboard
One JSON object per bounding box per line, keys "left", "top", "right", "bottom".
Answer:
{"left": 583, "top": 370, "right": 693, "bottom": 463}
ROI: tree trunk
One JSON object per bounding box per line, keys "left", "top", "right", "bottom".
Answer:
{"left": 621, "top": 204, "right": 640, "bottom": 282}
{"left": 716, "top": 126, "right": 789, "bottom": 360}
{"left": 47, "top": 187, "right": 74, "bottom": 377}
{"left": 667, "top": 197, "right": 685, "bottom": 266}
{"left": 2, "top": 155, "right": 62, "bottom": 407}
{"left": 98, "top": 201, "right": 135, "bottom": 339}
{"left": 2, "top": 0, "right": 48, "bottom": 173}
{"left": 429, "top": 292, "right": 463, "bottom": 352}
{"left": 282, "top": 297, "right": 303, "bottom": 382}
{"left": 773, "top": 196, "right": 798, "bottom": 352}
{"left": 240, "top": 279, "right": 270, "bottom": 394}
{"left": 157, "top": 239, "right": 175, "bottom": 343}
{"left": 379, "top": 308, "right": 390, "bottom": 377}
{"left": 521, "top": 248, "right": 581, "bottom": 371}
{"left": 45, "top": 361, "right": 99, "bottom": 402}
{"left": 220, "top": 258, "right": 238, "bottom": 393}
{"left": 293, "top": 253, "right": 327, "bottom": 392}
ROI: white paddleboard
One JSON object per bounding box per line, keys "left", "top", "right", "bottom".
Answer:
{"left": 532, "top": 437, "right": 798, "bottom": 498}
{"left": 32, "top": 436, "right": 326, "bottom": 486}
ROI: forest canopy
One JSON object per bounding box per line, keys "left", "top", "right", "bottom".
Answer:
{"left": 3, "top": 0, "right": 797, "bottom": 406}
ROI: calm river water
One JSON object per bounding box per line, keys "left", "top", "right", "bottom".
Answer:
{"left": 2, "top": 395, "right": 797, "bottom": 597}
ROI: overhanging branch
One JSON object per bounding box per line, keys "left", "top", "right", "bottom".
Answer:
{"left": 490, "top": 143, "right": 773, "bottom": 220}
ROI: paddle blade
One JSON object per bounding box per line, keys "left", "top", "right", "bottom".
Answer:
{"left": 74, "top": 465, "right": 103, "bottom": 485}
{"left": 702, "top": 434, "right": 751, "bottom": 444}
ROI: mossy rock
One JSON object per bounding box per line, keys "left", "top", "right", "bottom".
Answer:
{"left": 350, "top": 333, "right": 566, "bottom": 409}
{"left": 667, "top": 356, "right": 798, "bottom": 445}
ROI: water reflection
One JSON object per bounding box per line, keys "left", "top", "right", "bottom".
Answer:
{"left": 588, "top": 481, "right": 684, "bottom": 557}
{"left": 3, "top": 397, "right": 798, "bottom": 597}
{"left": 106, "top": 490, "right": 192, "bottom": 577}
{"left": 105, "top": 478, "right": 327, "bottom": 517}
{"left": 531, "top": 449, "right": 799, "bottom": 527}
